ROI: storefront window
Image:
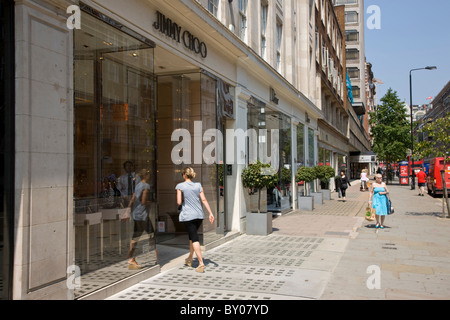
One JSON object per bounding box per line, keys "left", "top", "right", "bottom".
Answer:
{"left": 308, "top": 128, "right": 315, "bottom": 167}
{"left": 297, "top": 123, "right": 305, "bottom": 168}
{"left": 74, "top": 11, "right": 156, "bottom": 298}
{"left": 156, "top": 72, "right": 222, "bottom": 247}
{"left": 247, "top": 102, "right": 292, "bottom": 213}
{"left": 319, "top": 148, "right": 331, "bottom": 166}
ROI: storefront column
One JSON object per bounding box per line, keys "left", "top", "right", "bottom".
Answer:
{"left": 14, "top": 0, "right": 74, "bottom": 299}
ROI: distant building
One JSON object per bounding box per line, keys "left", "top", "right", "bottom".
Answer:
{"left": 333, "top": 0, "right": 374, "bottom": 178}
{"left": 416, "top": 81, "right": 450, "bottom": 143}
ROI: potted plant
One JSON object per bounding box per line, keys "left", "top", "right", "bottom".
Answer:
{"left": 241, "top": 160, "right": 279, "bottom": 235}
{"left": 315, "top": 165, "right": 335, "bottom": 200}
{"left": 295, "top": 166, "right": 316, "bottom": 210}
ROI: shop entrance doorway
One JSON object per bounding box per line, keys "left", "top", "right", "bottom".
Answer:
{"left": 155, "top": 70, "right": 227, "bottom": 251}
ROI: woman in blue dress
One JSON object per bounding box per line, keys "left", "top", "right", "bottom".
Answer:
{"left": 369, "top": 174, "right": 390, "bottom": 229}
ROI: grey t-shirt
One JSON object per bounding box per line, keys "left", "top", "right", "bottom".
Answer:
{"left": 175, "top": 181, "right": 205, "bottom": 222}
{"left": 132, "top": 182, "right": 150, "bottom": 221}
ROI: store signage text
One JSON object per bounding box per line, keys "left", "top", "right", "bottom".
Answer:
{"left": 153, "top": 11, "right": 207, "bottom": 58}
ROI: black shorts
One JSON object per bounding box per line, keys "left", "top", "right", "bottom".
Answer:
{"left": 418, "top": 183, "right": 426, "bottom": 187}
{"left": 183, "top": 219, "right": 203, "bottom": 243}
{"left": 132, "top": 218, "right": 154, "bottom": 240}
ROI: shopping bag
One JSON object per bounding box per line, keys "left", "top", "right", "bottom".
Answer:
{"left": 365, "top": 206, "right": 376, "bottom": 221}
{"left": 387, "top": 196, "right": 394, "bottom": 215}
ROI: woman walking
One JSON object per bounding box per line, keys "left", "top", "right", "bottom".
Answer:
{"left": 339, "top": 170, "right": 351, "bottom": 201}
{"left": 125, "top": 169, "right": 155, "bottom": 269}
{"left": 369, "top": 174, "right": 390, "bottom": 229}
{"left": 176, "top": 167, "right": 214, "bottom": 273}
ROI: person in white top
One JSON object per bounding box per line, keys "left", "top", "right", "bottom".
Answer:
{"left": 360, "top": 169, "right": 370, "bottom": 191}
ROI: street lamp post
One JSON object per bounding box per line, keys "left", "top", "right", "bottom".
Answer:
{"left": 409, "top": 66, "right": 437, "bottom": 190}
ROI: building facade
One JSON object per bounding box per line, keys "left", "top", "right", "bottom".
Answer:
{"left": 416, "top": 81, "right": 450, "bottom": 142}
{"left": 333, "top": 0, "right": 374, "bottom": 178}
{"left": 315, "top": 1, "right": 349, "bottom": 189}
{"left": 2, "top": 0, "right": 334, "bottom": 300}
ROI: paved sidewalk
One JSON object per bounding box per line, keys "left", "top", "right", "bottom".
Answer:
{"left": 106, "top": 180, "right": 450, "bottom": 300}
{"left": 321, "top": 181, "right": 450, "bottom": 300}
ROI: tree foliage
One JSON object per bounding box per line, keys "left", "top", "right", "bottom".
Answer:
{"left": 369, "top": 88, "right": 410, "bottom": 164}
{"left": 414, "top": 113, "right": 450, "bottom": 160}
{"left": 295, "top": 166, "right": 316, "bottom": 196}
{"left": 295, "top": 166, "right": 316, "bottom": 183}
{"left": 241, "top": 160, "right": 278, "bottom": 213}
{"left": 314, "top": 165, "right": 335, "bottom": 183}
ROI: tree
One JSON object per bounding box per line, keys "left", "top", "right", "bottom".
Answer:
{"left": 314, "top": 165, "right": 335, "bottom": 189}
{"left": 414, "top": 113, "right": 450, "bottom": 217}
{"left": 414, "top": 113, "right": 450, "bottom": 160}
{"left": 295, "top": 166, "right": 316, "bottom": 196}
{"left": 369, "top": 88, "right": 410, "bottom": 183}
{"left": 241, "top": 161, "right": 278, "bottom": 213}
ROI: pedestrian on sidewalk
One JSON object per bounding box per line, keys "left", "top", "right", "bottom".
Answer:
{"left": 369, "top": 173, "right": 390, "bottom": 229}
{"left": 339, "top": 170, "right": 351, "bottom": 201}
{"left": 416, "top": 168, "right": 427, "bottom": 196}
{"left": 176, "top": 167, "right": 215, "bottom": 273}
{"left": 360, "top": 169, "right": 370, "bottom": 191}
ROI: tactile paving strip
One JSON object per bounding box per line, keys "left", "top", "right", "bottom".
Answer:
{"left": 110, "top": 284, "right": 305, "bottom": 300}
{"left": 108, "top": 234, "right": 334, "bottom": 300}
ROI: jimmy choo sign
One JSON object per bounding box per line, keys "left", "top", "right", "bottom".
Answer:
{"left": 153, "top": 11, "right": 207, "bottom": 58}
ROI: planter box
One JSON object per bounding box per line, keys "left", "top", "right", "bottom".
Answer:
{"left": 246, "top": 212, "right": 272, "bottom": 236}
{"left": 311, "top": 192, "right": 323, "bottom": 205}
{"left": 298, "top": 195, "right": 314, "bottom": 211}
{"left": 320, "top": 189, "right": 331, "bottom": 200}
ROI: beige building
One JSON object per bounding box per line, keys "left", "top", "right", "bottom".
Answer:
{"left": 332, "top": 0, "right": 374, "bottom": 178}
{"left": 3, "top": 0, "right": 331, "bottom": 300}
{"left": 2, "top": 0, "right": 378, "bottom": 300}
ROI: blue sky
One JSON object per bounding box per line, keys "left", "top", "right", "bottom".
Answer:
{"left": 364, "top": 0, "right": 450, "bottom": 106}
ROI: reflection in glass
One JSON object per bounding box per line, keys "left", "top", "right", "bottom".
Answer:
{"left": 247, "top": 102, "right": 292, "bottom": 213}
{"left": 73, "top": 11, "right": 156, "bottom": 298}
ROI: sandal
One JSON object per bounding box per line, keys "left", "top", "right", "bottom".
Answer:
{"left": 185, "top": 258, "right": 193, "bottom": 267}
{"left": 195, "top": 264, "right": 205, "bottom": 273}
{"left": 128, "top": 259, "right": 142, "bottom": 270}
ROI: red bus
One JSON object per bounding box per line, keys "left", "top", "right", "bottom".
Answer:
{"left": 426, "top": 157, "right": 450, "bottom": 197}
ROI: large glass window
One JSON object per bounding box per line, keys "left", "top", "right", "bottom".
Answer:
{"left": 156, "top": 72, "right": 223, "bottom": 247}
{"left": 308, "top": 128, "right": 315, "bottom": 167}
{"left": 247, "top": 102, "right": 292, "bottom": 213}
{"left": 297, "top": 123, "right": 305, "bottom": 168}
{"left": 74, "top": 11, "right": 156, "bottom": 298}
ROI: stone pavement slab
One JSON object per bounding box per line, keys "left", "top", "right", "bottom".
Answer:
{"left": 320, "top": 183, "right": 450, "bottom": 300}
{"left": 106, "top": 180, "right": 450, "bottom": 301}
{"left": 107, "top": 233, "right": 352, "bottom": 300}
